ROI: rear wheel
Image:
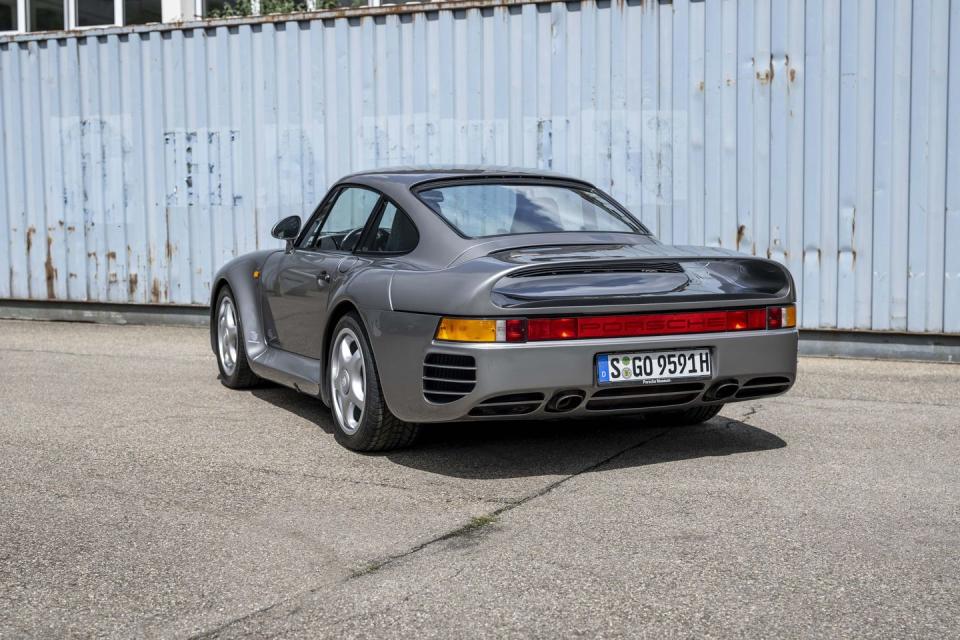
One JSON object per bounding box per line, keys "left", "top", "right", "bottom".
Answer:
{"left": 214, "top": 286, "right": 259, "bottom": 389}
{"left": 648, "top": 404, "right": 724, "bottom": 427}
{"left": 328, "top": 313, "right": 418, "bottom": 452}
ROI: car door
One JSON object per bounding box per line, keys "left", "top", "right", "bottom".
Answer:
{"left": 262, "top": 186, "right": 383, "bottom": 359}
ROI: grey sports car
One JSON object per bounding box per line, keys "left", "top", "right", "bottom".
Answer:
{"left": 210, "top": 167, "right": 797, "bottom": 451}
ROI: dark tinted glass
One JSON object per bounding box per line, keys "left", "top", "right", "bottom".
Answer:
{"left": 0, "top": 0, "right": 16, "bottom": 31}
{"left": 124, "top": 0, "right": 161, "bottom": 24}
{"left": 362, "top": 203, "right": 418, "bottom": 254}
{"left": 30, "top": 0, "right": 64, "bottom": 30}
{"left": 77, "top": 0, "right": 114, "bottom": 25}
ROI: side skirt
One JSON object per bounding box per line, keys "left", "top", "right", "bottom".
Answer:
{"left": 249, "top": 345, "right": 324, "bottom": 398}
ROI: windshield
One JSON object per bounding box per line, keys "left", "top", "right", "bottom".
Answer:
{"left": 415, "top": 182, "right": 645, "bottom": 238}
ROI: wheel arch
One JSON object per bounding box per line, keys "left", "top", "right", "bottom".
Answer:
{"left": 320, "top": 299, "right": 364, "bottom": 406}
{"left": 209, "top": 277, "right": 230, "bottom": 353}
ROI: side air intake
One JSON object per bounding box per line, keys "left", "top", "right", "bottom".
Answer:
{"left": 422, "top": 353, "right": 477, "bottom": 404}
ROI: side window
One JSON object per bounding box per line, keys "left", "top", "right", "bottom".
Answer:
{"left": 360, "top": 203, "right": 419, "bottom": 254}
{"left": 304, "top": 187, "right": 381, "bottom": 252}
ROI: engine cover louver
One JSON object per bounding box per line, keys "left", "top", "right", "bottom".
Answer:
{"left": 507, "top": 261, "right": 684, "bottom": 278}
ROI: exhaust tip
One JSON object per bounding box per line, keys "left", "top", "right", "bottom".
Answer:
{"left": 708, "top": 380, "right": 740, "bottom": 400}
{"left": 546, "top": 389, "right": 586, "bottom": 413}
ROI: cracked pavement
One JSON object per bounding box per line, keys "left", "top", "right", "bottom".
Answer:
{"left": 1, "top": 319, "right": 958, "bottom": 638}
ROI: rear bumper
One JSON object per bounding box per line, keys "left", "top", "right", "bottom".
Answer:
{"left": 366, "top": 310, "right": 798, "bottom": 423}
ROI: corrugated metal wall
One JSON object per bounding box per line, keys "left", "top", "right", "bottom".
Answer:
{"left": 1, "top": 0, "right": 957, "bottom": 333}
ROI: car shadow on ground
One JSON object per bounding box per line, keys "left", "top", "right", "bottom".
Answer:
{"left": 251, "top": 385, "right": 337, "bottom": 435}
{"left": 251, "top": 385, "right": 786, "bottom": 480}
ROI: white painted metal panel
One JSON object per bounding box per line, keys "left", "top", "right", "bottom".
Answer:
{"left": 0, "top": 0, "right": 957, "bottom": 336}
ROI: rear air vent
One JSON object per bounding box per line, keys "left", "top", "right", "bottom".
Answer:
{"left": 422, "top": 353, "right": 476, "bottom": 404}
{"left": 586, "top": 382, "right": 705, "bottom": 411}
{"left": 468, "top": 392, "right": 545, "bottom": 417}
{"left": 508, "top": 261, "right": 684, "bottom": 278}
{"left": 735, "top": 376, "right": 792, "bottom": 399}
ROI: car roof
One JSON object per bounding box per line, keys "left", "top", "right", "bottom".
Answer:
{"left": 321, "top": 166, "right": 643, "bottom": 269}
{"left": 338, "top": 165, "right": 594, "bottom": 188}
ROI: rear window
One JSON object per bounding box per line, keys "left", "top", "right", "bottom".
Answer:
{"left": 415, "top": 182, "right": 645, "bottom": 238}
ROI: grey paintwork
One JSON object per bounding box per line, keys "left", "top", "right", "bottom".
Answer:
{"left": 211, "top": 167, "right": 798, "bottom": 421}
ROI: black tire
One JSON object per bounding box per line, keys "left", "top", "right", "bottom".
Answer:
{"left": 648, "top": 403, "right": 724, "bottom": 427}
{"left": 213, "top": 285, "right": 259, "bottom": 389}
{"left": 327, "top": 312, "right": 418, "bottom": 452}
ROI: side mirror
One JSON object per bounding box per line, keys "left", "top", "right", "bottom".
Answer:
{"left": 271, "top": 215, "right": 301, "bottom": 252}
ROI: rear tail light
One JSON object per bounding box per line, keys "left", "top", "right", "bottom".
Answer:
{"left": 435, "top": 318, "right": 498, "bottom": 342}
{"left": 528, "top": 317, "right": 578, "bottom": 340}
{"left": 434, "top": 317, "right": 527, "bottom": 343}
{"left": 435, "top": 305, "right": 797, "bottom": 343}
{"left": 767, "top": 305, "right": 797, "bottom": 329}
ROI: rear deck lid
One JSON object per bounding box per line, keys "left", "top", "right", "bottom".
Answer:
{"left": 489, "top": 244, "right": 791, "bottom": 308}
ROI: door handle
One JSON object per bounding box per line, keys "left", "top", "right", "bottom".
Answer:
{"left": 317, "top": 271, "right": 331, "bottom": 285}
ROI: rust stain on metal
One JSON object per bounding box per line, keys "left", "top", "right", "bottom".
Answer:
{"left": 756, "top": 58, "right": 774, "bottom": 85}
{"left": 698, "top": 80, "right": 705, "bottom": 92}
{"left": 106, "top": 250, "right": 117, "bottom": 261}
{"left": 128, "top": 273, "right": 139, "bottom": 297}
{"left": 151, "top": 279, "right": 162, "bottom": 303}
{"left": 736, "top": 224, "right": 747, "bottom": 250}
{"left": 44, "top": 235, "right": 57, "bottom": 299}
{"left": 166, "top": 242, "right": 175, "bottom": 259}
{"left": 26, "top": 226, "right": 36, "bottom": 253}
{"left": 788, "top": 68, "right": 796, "bottom": 83}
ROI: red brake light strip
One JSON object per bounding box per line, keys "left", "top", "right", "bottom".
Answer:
{"left": 514, "top": 308, "right": 776, "bottom": 342}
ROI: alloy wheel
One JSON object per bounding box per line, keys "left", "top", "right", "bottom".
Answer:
{"left": 217, "top": 296, "right": 239, "bottom": 376}
{"left": 330, "top": 327, "right": 366, "bottom": 434}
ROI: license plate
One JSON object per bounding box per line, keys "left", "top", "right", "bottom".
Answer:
{"left": 596, "top": 349, "right": 711, "bottom": 385}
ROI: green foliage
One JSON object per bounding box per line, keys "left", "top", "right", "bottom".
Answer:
{"left": 206, "top": 0, "right": 252, "bottom": 18}
{"left": 206, "top": 0, "right": 345, "bottom": 19}
{"left": 261, "top": 0, "right": 309, "bottom": 14}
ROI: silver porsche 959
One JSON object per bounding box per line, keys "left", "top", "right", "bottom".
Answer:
{"left": 211, "top": 167, "right": 797, "bottom": 451}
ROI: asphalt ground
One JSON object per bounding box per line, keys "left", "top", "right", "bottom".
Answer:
{"left": 0, "top": 319, "right": 958, "bottom": 638}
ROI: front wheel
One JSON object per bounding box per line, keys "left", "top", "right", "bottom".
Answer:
{"left": 214, "top": 285, "right": 259, "bottom": 389}
{"left": 328, "top": 313, "right": 418, "bottom": 451}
